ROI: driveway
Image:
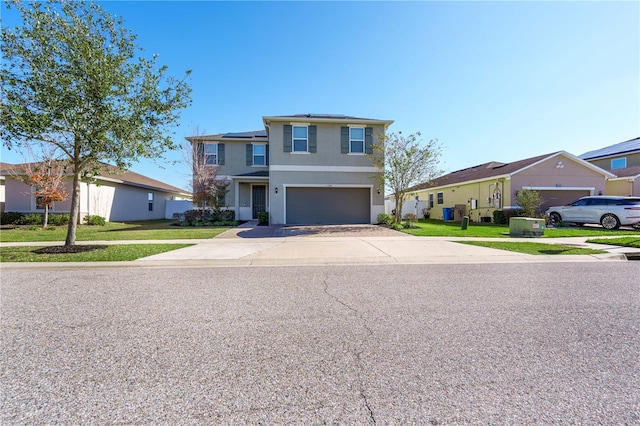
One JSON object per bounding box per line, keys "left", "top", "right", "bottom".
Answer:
{"left": 217, "top": 222, "right": 409, "bottom": 239}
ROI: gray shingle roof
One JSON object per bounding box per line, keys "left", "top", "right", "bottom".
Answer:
{"left": 611, "top": 165, "right": 640, "bottom": 178}
{"left": 411, "top": 152, "right": 559, "bottom": 191}
{"left": 580, "top": 137, "right": 640, "bottom": 160}
{"left": 1, "top": 161, "right": 190, "bottom": 195}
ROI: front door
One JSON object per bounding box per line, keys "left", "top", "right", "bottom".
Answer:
{"left": 252, "top": 185, "right": 266, "bottom": 219}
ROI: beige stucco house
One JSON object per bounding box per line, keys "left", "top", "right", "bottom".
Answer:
{"left": 0, "top": 162, "right": 191, "bottom": 221}
{"left": 580, "top": 137, "right": 640, "bottom": 196}
{"left": 187, "top": 114, "right": 394, "bottom": 225}
{"left": 411, "top": 151, "right": 614, "bottom": 222}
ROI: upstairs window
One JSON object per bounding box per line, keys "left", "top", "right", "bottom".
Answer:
{"left": 349, "top": 127, "right": 365, "bottom": 153}
{"left": 611, "top": 157, "right": 627, "bottom": 170}
{"left": 204, "top": 143, "right": 218, "bottom": 165}
{"left": 292, "top": 126, "right": 308, "bottom": 152}
{"left": 253, "top": 144, "right": 266, "bottom": 166}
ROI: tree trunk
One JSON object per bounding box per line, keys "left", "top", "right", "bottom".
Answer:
{"left": 65, "top": 170, "right": 81, "bottom": 246}
{"left": 395, "top": 194, "right": 403, "bottom": 223}
{"left": 43, "top": 205, "right": 49, "bottom": 228}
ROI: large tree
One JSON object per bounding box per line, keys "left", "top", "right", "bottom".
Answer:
{"left": 1, "top": 0, "right": 191, "bottom": 245}
{"left": 369, "top": 131, "right": 442, "bottom": 223}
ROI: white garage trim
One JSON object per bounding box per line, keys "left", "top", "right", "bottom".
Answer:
{"left": 522, "top": 186, "right": 595, "bottom": 194}
{"left": 270, "top": 165, "right": 380, "bottom": 173}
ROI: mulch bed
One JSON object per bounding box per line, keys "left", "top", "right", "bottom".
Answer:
{"left": 32, "top": 245, "right": 108, "bottom": 254}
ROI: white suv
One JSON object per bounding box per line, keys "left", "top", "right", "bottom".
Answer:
{"left": 546, "top": 196, "right": 640, "bottom": 230}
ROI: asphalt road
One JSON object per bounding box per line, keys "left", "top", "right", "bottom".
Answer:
{"left": 2, "top": 263, "right": 639, "bottom": 424}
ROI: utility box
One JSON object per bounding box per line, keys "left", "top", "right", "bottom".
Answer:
{"left": 509, "top": 217, "right": 545, "bottom": 237}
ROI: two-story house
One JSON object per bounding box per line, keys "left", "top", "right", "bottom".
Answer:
{"left": 580, "top": 136, "right": 640, "bottom": 196}
{"left": 187, "top": 114, "right": 394, "bottom": 225}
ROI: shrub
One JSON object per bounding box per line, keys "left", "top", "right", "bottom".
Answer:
{"left": 257, "top": 211, "right": 269, "bottom": 226}
{"left": 183, "top": 209, "right": 203, "bottom": 225}
{"left": 403, "top": 213, "right": 418, "bottom": 223}
{"left": 0, "top": 212, "right": 24, "bottom": 224}
{"left": 391, "top": 222, "right": 404, "bottom": 231}
{"left": 402, "top": 221, "right": 419, "bottom": 229}
{"left": 83, "top": 215, "right": 106, "bottom": 226}
{"left": 18, "top": 214, "right": 43, "bottom": 225}
{"left": 514, "top": 189, "right": 542, "bottom": 217}
{"left": 218, "top": 209, "right": 235, "bottom": 222}
{"left": 493, "top": 210, "right": 507, "bottom": 225}
{"left": 377, "top": 213, "right": 394, "bottom": 225}
{"left": 48, "top": 214, "right": 70, "bottom": 226}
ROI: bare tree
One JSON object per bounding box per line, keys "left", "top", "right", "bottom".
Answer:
{"left": 10, "top": 142, "right": 69, "bottom": 228}
{"left": 369, "top": 131, "right": 443, "bottom": 223}
{"left": 184, "top": 129, "right": 229, "bottom": 220}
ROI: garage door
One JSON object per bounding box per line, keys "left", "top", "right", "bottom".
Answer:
{"left": 538, "top": 190, "right": 591, "bottom": 211}
{"left": 286, "top": 187, "right": 370, "bottom": 225}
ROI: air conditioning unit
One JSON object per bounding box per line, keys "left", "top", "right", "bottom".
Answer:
{"left": 509, "top": 217, "right": 545, "bottom": 237}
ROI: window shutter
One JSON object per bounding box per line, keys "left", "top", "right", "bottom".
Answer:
{"left": 266, "top": 144, "right": 269, "bottom": 166}
{"left": 283, "top": 125, "right": 292, "bottom": 153}
{"left": 308, "top": 125, "right": 317, "bottom": 153}
{"left": 341, "top": 126, "right": 349, "bottom": 154}
{"left": 365, "top": 127, "right": 374, "bottom": 154}
{"left": 246, "top": 144, "right": 253, "bottom": 166}
{"left": 218, "top": 143, "right": 225, "bottom": 165}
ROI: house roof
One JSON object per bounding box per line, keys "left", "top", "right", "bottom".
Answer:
{"left": 262, "top": 113, "right": 394, "bottom": 127}
{"left": 579, "top": 137, "right": 640, "bottom": 160}
{"left": 186, "top": 130, "right": 268, "bottom": 142}
{"left": 411, "top": 151, "right": 614, "bottom": 191}
{"left": 0, "top": 162, "right": 191, "bottom": 196}
{"left": 609, "top": 165, "right": 640, "bottom": 179}
{"left": 233, "top": 171, "right": 269, "bottom": 178}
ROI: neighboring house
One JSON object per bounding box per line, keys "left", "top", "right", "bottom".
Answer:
{"left": 580, "top": 137, "right": 640, "bottom": 196}
{"left": 0, "top": 162, "right": 191, "bottom": 221}
{"left": 580, "top": 137, "right": 640, "bottom": 171}
{"left": 410, "top": 151, "right": 614, "bottom": 222}
{"left": 186, "top": 114, "right": 394, "bottom": 225}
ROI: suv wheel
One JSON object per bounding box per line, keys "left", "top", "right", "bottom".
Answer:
{"left": 550, "top": 212, "right": 562, "bottom": 225}
{"left": 601, "top": 214, "right": 620, "bottom": 230}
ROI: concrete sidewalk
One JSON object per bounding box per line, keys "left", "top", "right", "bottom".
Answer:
{"left": 1, "top": 221, "right": 638, "bottom": 268}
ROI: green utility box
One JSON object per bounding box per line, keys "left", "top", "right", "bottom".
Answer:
{"left": 509, "top": 217, "right": 545, "bottom": 237}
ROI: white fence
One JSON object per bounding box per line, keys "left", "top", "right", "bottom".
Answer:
{"left": 385, "top": 199, "right": 428, "bottom": 219}
{"left": 165, "top": 200, "right": 193, "bottom": 219}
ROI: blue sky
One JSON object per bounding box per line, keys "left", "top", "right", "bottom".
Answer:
{"left": 1, "top": 1, "right": 638, "bottom": 191}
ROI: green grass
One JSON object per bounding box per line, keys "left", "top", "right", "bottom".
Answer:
{"left": 0, "top": 244, "right": 193, "bottom": 262}
{"left": 586, "top": 237, "right": 640, "bottom": 248}
{"left": 0, "top": 220, "right": 231, "bottom": 243}
{"left": 458, "top": 240, "right": 607, "bottom": 255}
{"left": 400, "top": 219, "right": 638, "bottom": 238}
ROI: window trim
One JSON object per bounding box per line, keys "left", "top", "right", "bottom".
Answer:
{"left": 252, "top": 143, "right": 267, "bottom": 166}
{"left": 428, "top": 193, "right": 434, "bottom": 209}
{"left": 292, "top": 125, "right": 308, "bottom": 153}
{"left": 437, "top": 192, "right": 444, "bottom": 205}
{"left": 148, "top": 192, "right": 154, "bottom": 212}
{"left": 204, "top": 143, "right": 218, "bottom": 165}
{"left": 611, "top": 157, "right": 627, "bottom": 170}
{"left": 349, "top": 126, "right": 365, "bottom": 154}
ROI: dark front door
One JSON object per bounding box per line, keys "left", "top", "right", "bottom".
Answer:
{"left": 252, "top": 185, "right": 266, "bottom": 219}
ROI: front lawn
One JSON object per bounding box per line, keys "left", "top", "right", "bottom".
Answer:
{"left": 400, "top": 219, "right": 638, "bottom": 238}
{"left": 0, "top": 243, "right": 193, "bottom": 262}
{"left": 0, "top": 220, "right": 232, "bottom": 243}
{"left": 586, "top": 237, "right": 640, "bottom": 248}
{"left": 458, "top": 241, "right": 607, "bottom": 255}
